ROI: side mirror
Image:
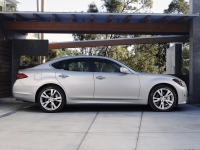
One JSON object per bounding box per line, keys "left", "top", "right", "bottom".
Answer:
{"left": 120, "top": 67, "right": 130, "bottom": 74}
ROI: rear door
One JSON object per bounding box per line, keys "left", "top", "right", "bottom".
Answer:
{"left": 55, "top": 58, "right": 94, "bottom": 100}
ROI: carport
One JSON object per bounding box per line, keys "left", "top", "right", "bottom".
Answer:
{"left": 0, "top": 7, "right": 199, "bottom": 103}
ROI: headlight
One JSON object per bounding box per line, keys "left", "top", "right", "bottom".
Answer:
{"left": 173, "top": 79, "right": 186, "bottom": 87}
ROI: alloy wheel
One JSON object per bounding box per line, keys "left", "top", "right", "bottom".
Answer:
{"left": 152, "top": 88, "right": 175, "bottom": 110}
{"left": 40, "top": 89, "right": 62, "bottom": 111}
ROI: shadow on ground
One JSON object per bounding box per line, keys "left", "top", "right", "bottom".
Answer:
{"left": 20, "top": 103, "right": 188, "bottom": 113}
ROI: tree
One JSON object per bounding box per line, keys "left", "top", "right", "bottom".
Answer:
{"left": 155, "top": 43, "right": 170, "bottom": 74}
{"left": 87, "top": 2, "right": 99, "bottom": 12}
{"left": 73, "top": 1, "right": 176, "bottom": 74}
{"left": 73, "top": 0, "right": 152, "bottom": 58}
{"left": 102, "top": 0, "right": 153, "bottom": 13}
{"left": 21, "top": 49, "right": 66, "bottom": 68}
{"left": 6, "top": 3, "right": 17, "bottom": 12}
{"left": 46, "top": 49, "right": 66, "bottom": 61}
{"left": 182, "top": 44, "right": 189, "bottom": 75}
{"left": 164, "top": 0, "right": 189, "bottom": 14}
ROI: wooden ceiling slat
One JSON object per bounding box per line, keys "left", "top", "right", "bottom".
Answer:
{"left": 0, "top": 14, "right": 11, "bottom": 21}
{"left": 122, "top": 15, "right": 132, "bottom": 23}
{"left": 170, "top": 16, "right": 189, "bottom": 24}
{"left": 33, "top": 14, "right": 45, "bottom": 21}
{"left": 107, "top": 15, "right": 113, "bottom": 23}
{"left": 139, "top": 15, "right": 151, "bottom": 23}
{"left": 90, "top": 14, "right": 94, "bottom": 22}
{"left": 52, "top": 14, "right": 61, "bottom": 22}
{"left": 155, "top": 16, "right": 170, "bottom": 23}
{"left": 13, "top": 13, "right": 26, "bottom": 21}
{"left": 71, "top": 14, "right": 77, "bottom": 22}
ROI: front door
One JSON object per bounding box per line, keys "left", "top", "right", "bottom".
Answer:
{"left": 92, "top": 58, "right": 140, "bottom": 100}
{"left": 55, "top": 58, "right": 94, "bottom": 100}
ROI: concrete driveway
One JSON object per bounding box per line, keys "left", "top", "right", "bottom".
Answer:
{"left": 0, "top": 98, "right": 200, "bottom": 150}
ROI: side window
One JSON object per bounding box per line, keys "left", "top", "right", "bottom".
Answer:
{"left": 60, "top": 59, "right": 90, "bottom": 72}
{"left": 93, "top": 59, "right": 121, "bottom": 73}
{"left": 51, "top": 61, "right": 61, "bottom": 69}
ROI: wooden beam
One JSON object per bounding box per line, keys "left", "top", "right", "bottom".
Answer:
{"left": 13, "top": 13, "right": 26, "bottom": 21}
{"left": 170, "top": 16, "right": 189, "bottom": 24}
{"left": 90, "top": 14, "right": 94, "bottom": 22}
{"left": 139, "top": 15, "right": 151, "bottom": 23}
{"left": 107, "top": 15, "right": 113, "bottom": 23}
{"left": 49, "top": 36, "right": 188, "bottom": 49}
{"left": 122, "top": 15, "right": 132, "bottom": 23}
{"left": 33, "top": 14, "right": 45, "bottom": 21}
{"left": 155, "top": 16, "right": 170, "bottom": 23}
{"left": 3, "top": 21, "right": 189, "bottom": 35}
{"left": 52, "top": 14, "right": 61, "bottom": 22}
{"left": 71, "top": 14, "right": 77, "bottom": 22}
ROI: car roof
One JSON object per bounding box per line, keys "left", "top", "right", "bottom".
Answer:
{"left": 47, "top": 55, "right": 114, "bottom": 63}
{"left": 33, "top": 55, "right": 117, "bottom": 69}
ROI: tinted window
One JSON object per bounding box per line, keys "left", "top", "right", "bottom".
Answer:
{"left": 60, "top": 58, "right": 90, "bottom": 72}
{"left": 51, "top": 61, "right": 61, "bottom": 69}
{"left": 93, "top": 59, "right": 121, "bottom": 73}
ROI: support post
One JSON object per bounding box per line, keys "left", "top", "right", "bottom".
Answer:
{"left": 189, "top": 0, "right": 200, "bottom": 104}
{"left": 40, "top": 0, "right": 46, "bottom": 64}
{"left": 166, "top": 44, "right": 182, "bottom": 75}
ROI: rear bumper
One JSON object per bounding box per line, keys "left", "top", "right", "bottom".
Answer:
{"left": 13, "top": 80, "right": 38, "bottom": 103}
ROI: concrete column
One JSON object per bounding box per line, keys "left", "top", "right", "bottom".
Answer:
{"left": 166, "top": 44, "right": 182, "bottom": 75}
{"left": 189, "top": 0, "right": 200, "bottom": 104}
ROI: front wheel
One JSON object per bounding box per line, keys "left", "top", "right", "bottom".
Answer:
{"left": 149, "top": 85, "right": 177, "bottom": 112}
{"left": 38, "top": 86, "right": 66, "bottom": 113}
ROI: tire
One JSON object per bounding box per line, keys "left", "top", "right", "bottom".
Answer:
{"left": 37, "top": 86, "right": 66, "bottom": 113}
{"left": 149, "top": 85, "right": 177, "bottom": 112}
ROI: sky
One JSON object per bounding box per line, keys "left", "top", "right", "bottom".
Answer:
{"left": 17, "top": 0, "right": 182, "bottom": 42}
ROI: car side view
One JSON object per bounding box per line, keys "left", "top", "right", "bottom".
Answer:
{"left": 13, "top": 56, "right": 187, "bottom": 112}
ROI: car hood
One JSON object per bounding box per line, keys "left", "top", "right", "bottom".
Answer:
{"left": 137, "top": 72, "right": 178, "bottom": 79}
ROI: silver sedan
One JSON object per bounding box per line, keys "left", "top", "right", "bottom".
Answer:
{"left": 13, "top": 56, "right": 187, "bottom": 112}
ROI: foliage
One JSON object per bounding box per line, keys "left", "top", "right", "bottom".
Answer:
{"left": 21, "top": 56, "right": 39, "bottom": 68}
{"left": 65, "top": 49, "right": 81, "bottom": 56}
{"left": 21, "top": 49, "right": 66, "bottom": 67}
{"left": 182, "top": 44, "right": 189, "bottom": 75}
{"left": 164, "top": 0, "right": 189, "bottom": 14}
{"left": 73, "top": 1, "right": 162, "bottom": 73}
{"left": 46, "top": 49, "right": 66, "bottom": 61}
{"left": 121, "top": 43, "right": 169, "bottom": 73}
{"left": 101, "top": 0, "right": 153, "bottom": 13}
{"left": 6, "top": 4, "right": 17, "bottom": 12}
{"left": 164, "top": 0, "right": 190, "bottom": 74}
{"left": 87, "top": 2, "right": 99, "bottom": 12}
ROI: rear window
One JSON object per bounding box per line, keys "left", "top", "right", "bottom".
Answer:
{"left": 51, "top": 61, "right": 61, "bottom": 69}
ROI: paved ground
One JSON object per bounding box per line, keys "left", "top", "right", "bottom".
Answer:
{"left": 0, "top": 98, "right": 200, "bottom": 150}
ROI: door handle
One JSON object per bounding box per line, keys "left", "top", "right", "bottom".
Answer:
{"left": 96, "top": 76, "right": 106, "bottom": 80}
{"left": 58, "top": 74, "right": 69, "bottom": 79}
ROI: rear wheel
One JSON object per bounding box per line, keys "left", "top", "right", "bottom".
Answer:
{"left": 149, "top": 85, "right": 177, "bottom": 112}
{"left": 38, "top": 86, "right": 66, "bottom": 113}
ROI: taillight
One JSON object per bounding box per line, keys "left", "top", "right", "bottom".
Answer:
{"left": 16, "top": 73, "right": 28, "bottom": 80}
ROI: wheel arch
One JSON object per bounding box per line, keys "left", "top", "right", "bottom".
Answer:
{"left": 35, "top": 83, "right": 67, "bottom": 103}
{"left": 148, "top": 83, "right": 178, "bottom": 105}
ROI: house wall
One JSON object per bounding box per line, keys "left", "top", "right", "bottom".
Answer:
{"left": 0, "top": 40, "right": 12, "bottom": 97}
